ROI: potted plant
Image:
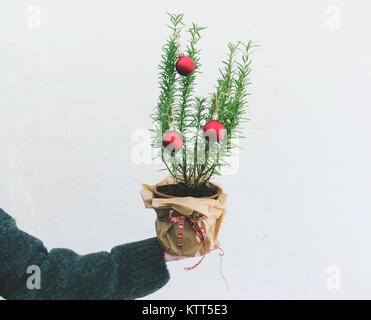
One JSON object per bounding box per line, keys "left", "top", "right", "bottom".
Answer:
{"left": 140, "top": 13, "right": 253, "bottom": 269}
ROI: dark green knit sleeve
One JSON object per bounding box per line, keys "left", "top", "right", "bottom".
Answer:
{"left": 0, "top": 208, "right": 170, "bottom": 300}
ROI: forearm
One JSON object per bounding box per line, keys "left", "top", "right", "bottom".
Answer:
{"left": 0, "top": 208, "right": 170, "bottom": 300}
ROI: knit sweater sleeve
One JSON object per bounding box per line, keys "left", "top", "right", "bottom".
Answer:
{"left": 0, "top": 208, "right": 170, "bottom": 300}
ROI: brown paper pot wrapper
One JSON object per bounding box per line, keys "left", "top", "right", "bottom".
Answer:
{"left": 140, "top": 176, "right": 227, "bottom": 257}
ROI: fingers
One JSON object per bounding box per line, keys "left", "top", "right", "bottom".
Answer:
{"left": 212, "top": 242, "right": 220, "bottom": 250}
{"left": 164, "top": 252, "right": 189, "bottom": 262}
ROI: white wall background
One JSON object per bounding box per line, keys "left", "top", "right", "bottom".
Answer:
{"left": 1, "top": 0, "right": 370, "bottom": 299}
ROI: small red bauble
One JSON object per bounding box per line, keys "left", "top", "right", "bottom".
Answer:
{"left": 162, "top": 130, "right": 184, "bottom": 152}
{"left": 203, "top": 120, "right": 225, "bottom": 142}
{"left": 176, "top": 56, "right": 195, "bottom": 77}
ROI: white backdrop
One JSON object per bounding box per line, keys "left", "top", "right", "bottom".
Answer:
{"left": 1, "top": 0, "right": 371, "bottom": 299}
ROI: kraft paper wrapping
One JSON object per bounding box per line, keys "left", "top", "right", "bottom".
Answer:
{"left": 140, "top": 176, "right": 227, "bottom": 257}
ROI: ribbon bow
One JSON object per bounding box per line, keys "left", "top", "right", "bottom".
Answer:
{"left": 162, "top": 209, "right": 208, "bottom": 270}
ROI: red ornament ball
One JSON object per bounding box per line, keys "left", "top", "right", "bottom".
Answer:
{"left": 162, "top": 130, "right": 184, "bottom": 152}
{"left": 176, "top": 56, "right": 195, "bottom": 77}
{"left": 203, "top": 120, "right": 225, "bottom": 142}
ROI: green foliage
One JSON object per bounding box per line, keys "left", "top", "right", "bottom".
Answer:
{"left": 151, "top": 13, "right": 254, "bottom": 188}
{"left": 151, "top": 13, "right": 183, "bottom": 135}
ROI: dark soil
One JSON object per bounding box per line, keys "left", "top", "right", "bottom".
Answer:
{"left": 156, "top": 182, "right": 218, "bottom": 198}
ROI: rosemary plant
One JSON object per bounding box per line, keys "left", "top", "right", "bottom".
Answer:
{"left": 151, "top": 13, "right": 254, "bottom": 191}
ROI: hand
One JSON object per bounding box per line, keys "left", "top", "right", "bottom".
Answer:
{"left": 164, "top": 243, "right": 220, "bottom": 262}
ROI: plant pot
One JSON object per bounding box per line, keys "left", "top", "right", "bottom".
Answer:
{"left": 140, "top": 176, "right": 227, "bottom": 258}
